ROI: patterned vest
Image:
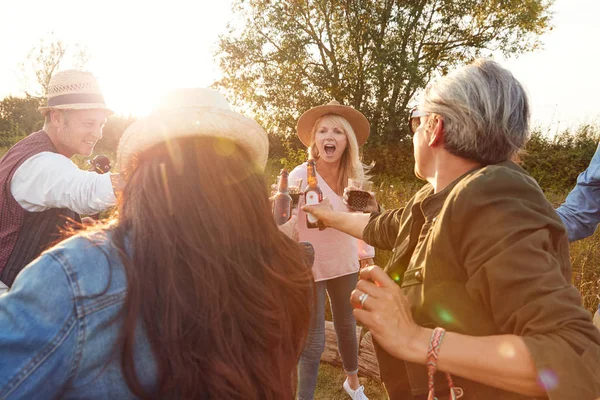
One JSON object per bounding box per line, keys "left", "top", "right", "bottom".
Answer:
{"left": 0, "top": 130, "right": 80, "bottom": 286}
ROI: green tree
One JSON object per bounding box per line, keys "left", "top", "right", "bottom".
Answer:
{"left": 0, "top": 95, "right": 44, "bottom": 136}
{"left": 216, "top": 0, "right": 554, "bottom": 144}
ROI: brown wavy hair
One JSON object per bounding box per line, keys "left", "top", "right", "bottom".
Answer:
{"left": 111, "top": 136, "right": 313, "bottom": 399}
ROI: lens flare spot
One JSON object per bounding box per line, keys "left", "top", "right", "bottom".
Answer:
{"left": 498, "top": 342, "right": 516, "bottom": 359}
{"left": 213, "top": 137, "right": 237, "bottom": 157}
{"left": 537, "top": 368, "right": 558, "bottom": 391}
{"left": 391, "top": 272, "right": 401, "bottom": 282}
{"left": 434, "top": 304, "right": 455, "bottom": 324}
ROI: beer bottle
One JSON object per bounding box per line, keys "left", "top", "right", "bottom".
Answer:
{"left": 304, "top": 159, "right": 323, "bottom": 229}
{"left": 272, "top": 169, "right": 293, "bottom": 226}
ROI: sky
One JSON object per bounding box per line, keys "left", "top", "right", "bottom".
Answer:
{"left": 0, "top": 0, "right": 598, "bottom": 131}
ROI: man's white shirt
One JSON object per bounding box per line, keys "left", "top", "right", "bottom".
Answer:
{"left": 11, "top": 152, "right": 116, "bottom": 215}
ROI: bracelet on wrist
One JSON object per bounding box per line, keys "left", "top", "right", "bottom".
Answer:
{"left": 426, "top": 327, "right": 458, "bottom": 400}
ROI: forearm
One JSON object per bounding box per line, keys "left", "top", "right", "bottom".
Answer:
{"left": 405, "top": 328, "right": 545, "bottom": 397}
{"left": 12, "top": 153, "right": 117, "bottom": 214}
{"left": 321, "top": 209, "right": 371, "bottom": 240}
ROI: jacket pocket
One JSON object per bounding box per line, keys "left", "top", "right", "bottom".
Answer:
{"left": 401, "top": 267, "right": 424, "bottom": 288}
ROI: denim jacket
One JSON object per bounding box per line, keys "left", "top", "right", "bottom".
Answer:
{"left": 556, "top": 144, "right": 600, "bottom": 242}
{"left": 555, "top": 144, "right": 600, "bottom": 315}
{"left": 0, "top": 232, "right": 157, "bottom": 399}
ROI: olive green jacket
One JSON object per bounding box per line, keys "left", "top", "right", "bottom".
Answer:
{"left": 363, "top": 161, "right": 600, "bottom": 400}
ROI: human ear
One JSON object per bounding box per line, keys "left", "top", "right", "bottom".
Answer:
{"left": 428, "top": 116, "right": 444, "bottom": 147}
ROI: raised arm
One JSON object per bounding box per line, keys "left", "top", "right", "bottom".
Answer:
{"left": 556, "top": 144, "right": 600, "bottom": 241}
{"left": 302, "top": 198, "right": 371, "bottom": 240}
{"left": 11, "top": 152, "right": 117, "bottom": 215}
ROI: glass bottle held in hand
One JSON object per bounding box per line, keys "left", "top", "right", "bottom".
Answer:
{"left": 272, "top": 168, "right": 293, "bottom": 226}
{"left": 304, "top": 159, "right": 323, "bottom": 229}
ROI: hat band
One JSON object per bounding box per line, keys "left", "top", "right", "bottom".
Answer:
{"left": 47, "top": 93, "right": 106, "bottom": 107}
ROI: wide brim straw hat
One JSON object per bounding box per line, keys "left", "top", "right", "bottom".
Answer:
{"left": 296, "top": 100, "right": 370, "bottom": 147}
{"left": 117, "top": 88, "right": 268, "bottom": 178}
{"left": 38, "top": 70, "right": 113, "bottom": 116}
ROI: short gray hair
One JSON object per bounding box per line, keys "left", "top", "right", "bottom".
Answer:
{"left": 43, "top": 109, "right": 70, "bottom": 129}
{"left": 421, "top": 59, "right": 530, "bottom": 164}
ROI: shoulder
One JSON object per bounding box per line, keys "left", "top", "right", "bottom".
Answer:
{"left": 290, "top": 163, "right": 308, "bottom": 175}
{"left": 15, "top": 152, "right": 77, "bottom": 177}
{"left": 25, "top": 152, "right": 75, "bottom": 169}
{"left": 447, "top": 162, "right": 555, "bottom": 222}
{"left": 289, "top": 162, "right": 308, "bottom": 178}
{"left": 453, "top": 162, "right": 541, "bottom": 200}
{"left": 8, "top": 249, "right": 78, "bottom": 322}
{"left": 40, "top": 231, "right": 127, "bottom": 303}
{"left": 48, "top": 230, "right": 115, "bottom": 262}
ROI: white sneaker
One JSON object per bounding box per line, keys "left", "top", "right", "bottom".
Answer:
{"left": 343, "top": 377, "right": 368, "bottom": 400}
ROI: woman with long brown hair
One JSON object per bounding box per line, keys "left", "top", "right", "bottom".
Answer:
{"left": 0, "top": 88, "right": 313, "bottom": 399}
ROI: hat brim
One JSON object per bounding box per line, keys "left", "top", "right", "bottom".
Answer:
{"left": 39, "top": 104, "right": 114, "bottom": 116}
{"left": 117, "top": 107, "right": 268, "bottom": 178}
{"left": 296, "top": 104, "right": 370, "bottom": 147}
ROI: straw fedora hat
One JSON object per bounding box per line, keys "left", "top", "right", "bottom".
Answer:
{"left": 296, "top": 100, "right": 370, "bottom": 147}
{"left": 38, "top": 70, "right": 113, "bottom": 116}
{"left": 117, "top": 88, "right": 268, "bottom": 178}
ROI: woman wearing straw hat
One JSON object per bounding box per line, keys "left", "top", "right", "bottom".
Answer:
{"left": 287, "top": 101, "right": 375, "bottom": 400}
{"left": 0, "top": 69, "right": 120, "bottom": 288}
{"left": 0, "top": 88, "right": 314, "bottom": 399}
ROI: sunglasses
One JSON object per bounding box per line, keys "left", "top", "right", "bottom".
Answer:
{"left": 408, "top": 107, "right": 430, "bottom": 135}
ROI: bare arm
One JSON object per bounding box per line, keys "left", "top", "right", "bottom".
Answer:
{"left": 302, "top": 198, "right": 371, "bottom": 240}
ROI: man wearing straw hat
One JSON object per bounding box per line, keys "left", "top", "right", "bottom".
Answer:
{"left": 0, "top": 70, "right": 120, "bottom": 288}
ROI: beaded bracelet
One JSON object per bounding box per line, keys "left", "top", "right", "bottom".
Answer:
{"left": 427, "top": 327, "right": 458, "bottom": 400}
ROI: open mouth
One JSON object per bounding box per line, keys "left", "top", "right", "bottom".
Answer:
{"left": 324, "top": 144, "right": 336, "bottom": 155}
{"left": 84, "top": 140, "right": 96, "bottom": 146}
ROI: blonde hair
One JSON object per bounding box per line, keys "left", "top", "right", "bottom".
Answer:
{"left": 307, "top": 114, "right": 368, "bottom": 194}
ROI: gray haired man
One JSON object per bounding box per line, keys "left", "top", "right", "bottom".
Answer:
{"left": 304, "top": 59, "right": 600, "bottom": 399}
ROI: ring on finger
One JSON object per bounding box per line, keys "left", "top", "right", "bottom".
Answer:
{"left": 359, "top": 292, "right": 369, "bottom": 307}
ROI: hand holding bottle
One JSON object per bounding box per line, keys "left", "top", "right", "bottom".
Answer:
{"left": 301, "top": 197, "right": 332, "bottom": 230}
{"left": 304, "top": 159, "right": 324, "bottom": 229}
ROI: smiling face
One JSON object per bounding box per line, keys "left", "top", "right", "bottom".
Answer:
{"left": 51, "top": 109, "right": 108, "bottom": 157}
{"left": 312, "top": 115, "right": 348, "bottom": 164}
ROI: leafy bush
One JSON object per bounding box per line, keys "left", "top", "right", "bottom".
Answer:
{"left": 521, "top": 125, "right": 600, "bottom": 192}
